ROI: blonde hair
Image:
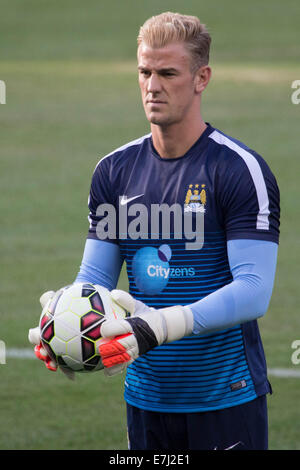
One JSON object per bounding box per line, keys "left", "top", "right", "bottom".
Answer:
{"left": 137, "top": 12, "right": 211, "bottom": 72}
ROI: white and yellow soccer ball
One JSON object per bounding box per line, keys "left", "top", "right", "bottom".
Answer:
{"left": 39, "top": 283, "right": 128, "bottom": 373}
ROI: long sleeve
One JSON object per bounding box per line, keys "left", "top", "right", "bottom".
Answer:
{"left": 75, "top": 239, "right": 123, "bottom": 291}
{"left": 186, "top": 239, "right": 278, "bottom": 335}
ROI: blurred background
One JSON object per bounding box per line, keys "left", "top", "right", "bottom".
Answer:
{"left": 0, "top": 0, "right": 299, "bottom": 450}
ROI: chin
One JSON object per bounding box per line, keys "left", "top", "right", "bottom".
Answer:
{"left": 147, "top": 113, "right": 173, "bottom": 127}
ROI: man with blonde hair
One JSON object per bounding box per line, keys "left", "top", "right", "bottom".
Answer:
{"left": 137, "top": 12, "right": 211, "bottom": 70}
{"left": 30, "top": 12, "right": 280, "bottom": 450}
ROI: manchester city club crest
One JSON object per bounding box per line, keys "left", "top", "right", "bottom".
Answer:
{"left": 184, "top": 184, "right": 206, "bottom": 213}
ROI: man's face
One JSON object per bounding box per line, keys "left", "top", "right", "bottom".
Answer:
{"left": 137, "top": 41, "right": 204, "bottom": 128}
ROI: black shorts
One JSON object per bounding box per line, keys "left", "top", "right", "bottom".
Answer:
{"left": 126, "top": 395, "right": 268, "bottom": 450}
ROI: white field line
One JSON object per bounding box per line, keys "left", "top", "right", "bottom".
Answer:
{"left": 1, "top": 61, "right": 299, "bottom": 84}
{"left": 267, "top": 368, "right": 300, "bottom": 378}
{"left": 3, "top": 348, "right": 300, "bottom": 378}
{"left": 6, "top": 348, "right": 35, "bottom": 358}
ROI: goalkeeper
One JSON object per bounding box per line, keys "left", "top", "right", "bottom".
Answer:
{"left": 29, "top": 12, "right": 280, "bottom": 450}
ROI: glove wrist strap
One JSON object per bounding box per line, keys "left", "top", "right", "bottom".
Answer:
{"left": 159, "top": 306, "right": 194, "bottom": 343}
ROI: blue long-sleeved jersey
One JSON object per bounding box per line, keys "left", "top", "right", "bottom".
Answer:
{"left": 77, "top": 123, "right": 280, "bottom": 412}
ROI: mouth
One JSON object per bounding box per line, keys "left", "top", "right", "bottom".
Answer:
{"left": 146, "top": 100, "right": 167, "bottom": 105}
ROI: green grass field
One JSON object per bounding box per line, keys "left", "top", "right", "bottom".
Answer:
{"left": 1, "top": 0, "right": 300, "bottom": 450}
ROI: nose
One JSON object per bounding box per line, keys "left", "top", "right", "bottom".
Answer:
{"left": 147, "top": 73, "right": 162, "bottom": 94}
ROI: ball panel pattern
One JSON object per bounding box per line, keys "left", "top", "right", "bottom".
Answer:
{"left": 39, "top": 282, "right": 126, "bottom": 373}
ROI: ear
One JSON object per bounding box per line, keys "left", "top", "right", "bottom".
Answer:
{"left": 194, "top": 65, "right": 212, "bottom": 94}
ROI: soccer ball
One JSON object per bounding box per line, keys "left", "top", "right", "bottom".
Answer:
{"left": 39, "top": 283, "right": 128, "bottom": 373}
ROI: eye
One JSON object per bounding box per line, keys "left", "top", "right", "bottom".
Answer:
{"left": 160, "top": 70, "right": 177, "bottom": 78}
{"left": 139, "top": 69, "right": 151, "bottom": 77}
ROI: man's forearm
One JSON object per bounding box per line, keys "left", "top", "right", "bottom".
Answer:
{"left": 75, "top": 238, "right": 123, "bottom": 290}
{"left": 186, "top": 239, "right": 278, "bottom": 335}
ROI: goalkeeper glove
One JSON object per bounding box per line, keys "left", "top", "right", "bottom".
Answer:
{"left": 99, "top": 290, "right": 194, "bottom": 375}
{"left": 28, "top": 290, "right": 75, "bottom": 380}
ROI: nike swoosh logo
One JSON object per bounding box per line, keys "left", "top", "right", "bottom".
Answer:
{"left": 120, "top": 194, "right": 144, "bottom": 205}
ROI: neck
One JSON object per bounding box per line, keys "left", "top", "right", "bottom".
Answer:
{"left": 151, "top": 117, "right": 207, "bottom": 159}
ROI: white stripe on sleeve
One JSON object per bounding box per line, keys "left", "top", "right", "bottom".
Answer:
{"left": 209, "top": 130, "right": 270, "bottom": 230}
